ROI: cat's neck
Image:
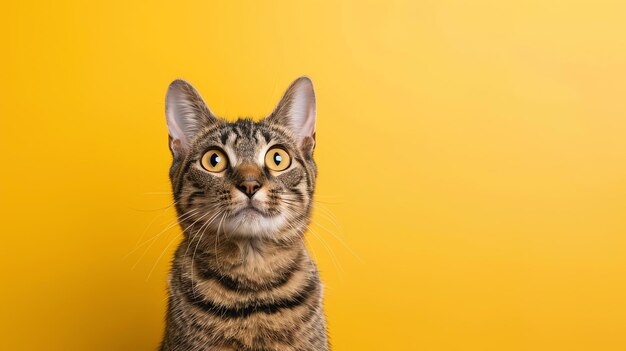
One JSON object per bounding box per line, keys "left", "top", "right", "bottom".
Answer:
{"left": 180, "top": 233, "right": 308, "bottom": 282}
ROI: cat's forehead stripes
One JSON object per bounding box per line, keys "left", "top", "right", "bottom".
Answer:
{"left": 227, "top": 123, "right": 264, "bottom": 161}
{"left": 193, "top": 119, "right": 297, "bottom": 166}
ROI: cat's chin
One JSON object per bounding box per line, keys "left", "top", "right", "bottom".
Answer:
{"left": 222, "top": 209, "right": 286, "bottom": 239}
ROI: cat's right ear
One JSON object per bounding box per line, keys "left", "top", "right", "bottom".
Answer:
{"left": 165, "top": 79, "right": 218, "bottom": 158}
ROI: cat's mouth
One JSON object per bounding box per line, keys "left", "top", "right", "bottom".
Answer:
{"left": 222, "top": 201, "right": 285, "bottom": 238}
{"left": 235, "top": 204, "right": 266, "bottom": 216}
{"left": 232, "top": 196, "right": 268, "bottom": 214}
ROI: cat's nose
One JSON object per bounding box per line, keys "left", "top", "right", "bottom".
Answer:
{"left": 238, "top": 180, "right": 261, "bottom": 198}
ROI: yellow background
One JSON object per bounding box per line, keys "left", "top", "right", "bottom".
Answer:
{"left": 2, "top": 1, "right": 626, "bottom": 350}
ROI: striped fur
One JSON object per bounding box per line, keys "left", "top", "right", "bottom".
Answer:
{"left": 160, "top": 78, "right": 328, "bottom": 351}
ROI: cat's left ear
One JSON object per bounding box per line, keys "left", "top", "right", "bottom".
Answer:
{"left": 266, "top": 77, "right": 316, "bottom": 154}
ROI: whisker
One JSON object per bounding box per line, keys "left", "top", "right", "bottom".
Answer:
{"left": 307, "top": 225, "right": 345, "bottom": 281}
{"left": 184, "top": 208, "right": 223, "bottom": 258}
{"left": 127, "top": 199, "right": 176, "bottom": 212}
{"left": 130, "top": 200, "right": 178, "bottom": 254}
{"left": 125, "top": 207, "right": 197, "bottom": 259}
{"left": 213, "top": 211, "right": 228, "bottom": 268}
{"left": 125, "top": 209, "right": 194, "bottom": 261}
{"left": 312, "top": 203, "right": 342, "bottom": 229}
{"left": 129, "top": 208, "right": 199, "bottom": 269}
{"left": 146, "top": 232, "right": 182, "bottom": 281}
{"left": 309, "top": 218, "right": 363, "bottom": 263}
{"left": 189, "top": 210, "right": 225, "bottom": 295}
{"left": 281, "top": 209, "right": 345, "bottom": 280}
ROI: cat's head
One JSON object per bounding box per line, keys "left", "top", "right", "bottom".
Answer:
{"left": 165, "top": 77, "right": 317, "bottom": 243}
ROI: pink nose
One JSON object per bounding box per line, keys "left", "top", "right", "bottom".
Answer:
{"left": 238, "top": 180, "right": 260, "bottom": 198}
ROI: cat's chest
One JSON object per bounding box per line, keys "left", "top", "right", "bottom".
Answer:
{"left": 190, "top": 309, "right": 302, "bottom": 351}
{"left": 179, "top": 275, "right": 318, "bottom": 351}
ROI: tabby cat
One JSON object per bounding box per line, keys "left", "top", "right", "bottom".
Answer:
{"left": 159, "top": 77, "right": 328, "bottom": 351}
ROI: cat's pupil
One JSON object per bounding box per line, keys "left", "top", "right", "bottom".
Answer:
{"left": 273, "top": 152, "right": 282, "bottom": 165}
{"left": 210, "top": 153, "right": 220, "bottom": 167}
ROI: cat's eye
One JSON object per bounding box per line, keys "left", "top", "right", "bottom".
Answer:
{"left": 265, "top": 147, "right": 291, "bottom": 171}
{"left": 201, "top": 149, "right": 228, "bottom": 172}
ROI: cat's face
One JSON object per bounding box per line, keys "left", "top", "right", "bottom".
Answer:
{"left": 165, "top": 78, "right": 317, "bottom": 242}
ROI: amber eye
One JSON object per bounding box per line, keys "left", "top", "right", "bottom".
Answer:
{"left": 265, "top": 147, "right": 291, "bottom": 171}
{"left": 201, "top": 149, "right": 228, "bottom": 172}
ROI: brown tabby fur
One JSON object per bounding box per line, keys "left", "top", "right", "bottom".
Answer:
{"left": 159, "top": 78, "right": 328, "bottom": 351}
